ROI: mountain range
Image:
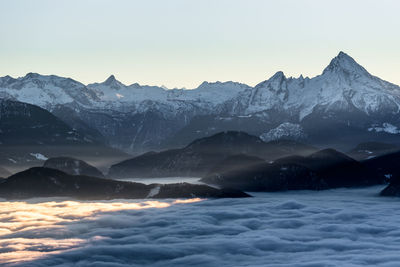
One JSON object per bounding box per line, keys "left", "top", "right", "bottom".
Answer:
{"left": 0, "top": 167, "right": 249, "bottom": 199}
{"left": 1, "top": 51, "right": 400, "bottom": 153}
{"left": 1, "top": 132, "right": 398, "bottom": 199}
{"left": 0, "top": 99, "right": 128, "bottom": 173}
{"left": 108, "top": 131, "right": 316, "bottom": 178}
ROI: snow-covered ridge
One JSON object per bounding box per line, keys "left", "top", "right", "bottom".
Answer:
{"left": 87, "top": 76, "right": 251, "bottom": 110}
{"left": 30, "top": 153, "right": 48, "bottom": 161}
{"left": 226, "top": 52, "right": 400, "bottom": 120}
{"left": 1, "top": 52, "right": 400, "bottom": 120}
{"left": 0, "top": 72, "right": 251, "bottom": 112}
{"left": 260, "top": 123, "right": 306, "bottom": 142}
{"left": 368, "top": 123, "right": 400, "bottom": 134}
{"left": 0, "top": 73, "right": 99, "bottom": 109}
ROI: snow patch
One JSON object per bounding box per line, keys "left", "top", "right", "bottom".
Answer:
{"left": 384, "top": 174, "right": 392, "bottom": 180}
{"left": 8, "top": 158, "right": 17, "bottom": 163}
{"left": 260, "top": 122, "right": 306, "bottom": 142}
{"left": 30, "top": 153, "right": 48, "bottom": 161}
{"left": 368, "top": 123, "right": 400, "bottom": 134}
{"left": 147, "top": 186, "right": 161, "bottom": 198}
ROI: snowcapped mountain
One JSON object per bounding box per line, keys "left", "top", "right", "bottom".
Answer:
{"left": 87, "top": 75, "right": 167, "bottom": 106}
{"left": 292, "top": 52, "right": 400, "bottom": 118}
{"left": 0, "top": 73, "right": 98, "bottom": 109}
{"left": 226, "top": 52, "right": 400, "bottom": 120}
{"left": 86, "top": 75, "right": 251, "bottom": 112}
{"left": 2, "top": 52, "right": 398, "bottom": 117}
{"left": 1, "top": 51, "right": 400, "bottom": 152}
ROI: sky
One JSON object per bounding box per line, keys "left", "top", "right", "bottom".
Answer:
{"left": 0, "top": 0, "right": 399, "bottom": 88}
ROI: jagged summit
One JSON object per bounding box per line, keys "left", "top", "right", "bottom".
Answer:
{"left": 23, "top": 72, "right": 42, "bottom": 79}
{"left": 322, "top": 51, "right": 370, "bottom": 77}
{"left": 252, "top": 71, "right": 289, "bottom": 98}
{"left": 197, "top": 80, "right": 247, "bottom": 89}
{"left": 254, "top": 71, "right": 286, "bottom": 88}
{"left": 104, "top": 74, "right": 116, "bottom": 83}
{"left": 2, "top": 75, "right": 14, "bottom": 80}
{"left": 0, "top": 75, "right": 16, "bottom": 86}
{"left": 270, "top": 71, "right": 286, "bottom": 80}
{"left": 102, "top": 75, "right": 125, "bottom": 89}
{"left": 2, "top": 51, "right": 400, "bottom": 153}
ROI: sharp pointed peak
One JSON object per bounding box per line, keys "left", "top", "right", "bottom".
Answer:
{"left": 323, "top": 51, "right": 369, "bottom": 76}
{"left": 270, "top": 71, "right": 286, "bottom": 80}
{"left": 254, "top": 71, "right": 287, "bottom": 89}
{"left": 102, "top": 74, "right": 126, "bottom": 88}
{"left": 333, "top": 51, "right": 357, "bottom": 63}
{"left": 337, "top": 51, "right": 350, "bottom": 58}
{"left": 334, "top": 51, "right": 359, "bottom": 65}
{"left": 104, "top": 74, "right": 116, "bottom": 83}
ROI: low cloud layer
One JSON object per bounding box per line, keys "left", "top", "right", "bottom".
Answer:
{"left": 2, "top": 186, "right": 400, "bottom": 266}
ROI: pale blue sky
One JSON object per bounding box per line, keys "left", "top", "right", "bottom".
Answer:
{"left": 0, "top": 0, "right": 399, "bottom": 88}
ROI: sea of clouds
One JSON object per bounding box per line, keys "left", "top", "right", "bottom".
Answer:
{"left": 2, "top": 186, "right": 400, "bottom": 266}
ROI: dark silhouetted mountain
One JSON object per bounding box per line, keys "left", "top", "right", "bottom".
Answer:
{"left": 148, "top": 183, "right": 250, "bottom": 199}
{"left": 0, "top": 99, "right": 90, "bottom": 146}
{"left": 0, "top": 99, "right": 129, "bottom": 172}
{"left": 207, "top": 154, "right": 266, "bottom": 176}
{"left": 380, "top": 172, "right": 400, "bottom": 197}
{"left": 202, "top": 149, "right": 382, "bottom": 192}
{"left": 377, "top": 154, "right": 400, "bottom": 197}
{"left": 0, "top": 167, "right": 147, "bottom": 199}
{"left": 291, "top": 149, "right": 381, "bottom": 187}
{"left": 108, "top": 131, "right": 316, "bottom": 178}
{"left": 364, "top": 151, "right": 400, "bottom": 183}
{"left": 43, "top": 157, "right": 104, "bottom": 178}
{"left": 0, "top": 167, "right": 11, "bottom": 178}
{"left": 367, "top": 151, "right": 400, "bottom": 197}
{"left": 202, "top": 161, "right": 319, "bottom": 192}
{"left": 0, "top": 167, "right": 250, "bottom": 200}
{"left": 380, "top": 180, "right": 400, "bottom": 197}
{"left": 51, "top": 104, "right": 106, "bottom": 144}
{"left": 348, "top": 142, "right": 400, "bottom": 160}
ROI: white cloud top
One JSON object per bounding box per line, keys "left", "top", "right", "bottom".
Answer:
{"left": 1, "top": 186, "right": 399, "bottom": 266}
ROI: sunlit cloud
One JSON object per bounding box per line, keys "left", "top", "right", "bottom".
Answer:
{"left": 0, "top": 198, "right": 204, "bottom": 265}
{"left": 0, "top": 238, "right": 84, "bottom": 265}
{"left": 3, "top": 188, "right": 400, "bottom": 267}
{"left": 173, "top": 198, "right": 203, "bottom": 204}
